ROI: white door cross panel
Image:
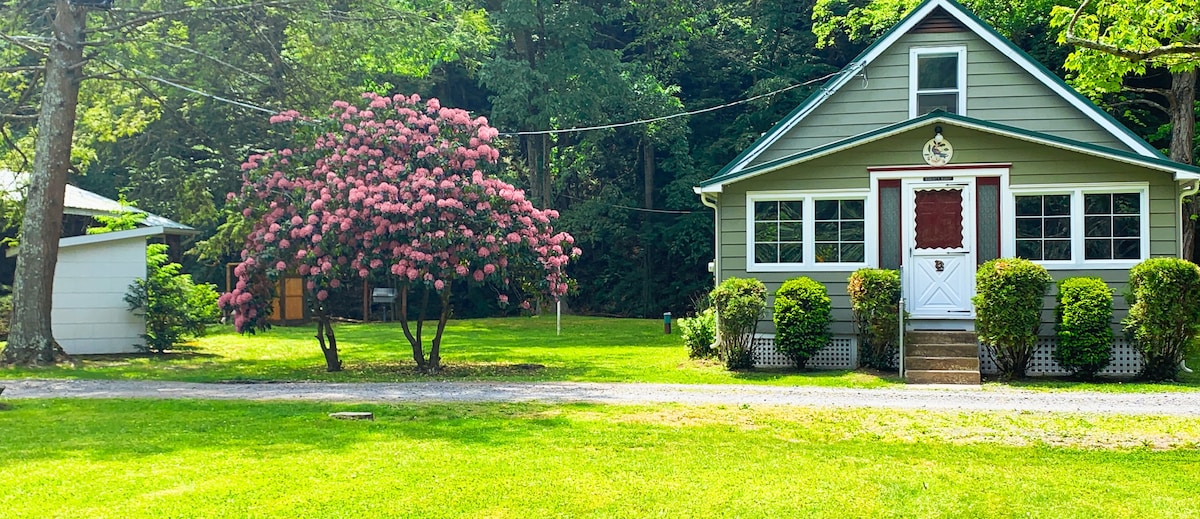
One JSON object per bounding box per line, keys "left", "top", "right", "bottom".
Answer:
{"left": 903, "top": 180, "right": 976, "bottom": 318}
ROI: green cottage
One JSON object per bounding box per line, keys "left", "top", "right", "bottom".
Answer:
{"left": 695, "top": 0, "right": 1200, "bottom": 382}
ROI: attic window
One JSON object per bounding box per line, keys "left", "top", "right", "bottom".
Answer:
{"left": 911, "top": 47, "right": 966, "bottom": 116}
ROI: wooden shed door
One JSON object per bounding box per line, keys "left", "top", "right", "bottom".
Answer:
{"left": 904, "top": 180, "right": 976, "bottom": 318}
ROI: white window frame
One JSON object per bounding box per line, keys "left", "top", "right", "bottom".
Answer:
{"left": 1005, "top": 182, "right": 1150, "bottom": 270}
{"left": 746, "top": 189, "right": 875, "bottom": 272}
{"left": 909, "top": 46, "right": 967, "bottom": 117}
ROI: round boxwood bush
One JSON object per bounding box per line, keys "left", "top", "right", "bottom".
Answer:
{"left": 1053, "top": 277, "right": 1113, "bottom": 379}
{"left": 710, "top": 277, "right": 766, "bottom": 370}
{"left": 1123, "top": 258, "right": 1200, "bottom": 381}
{"left": 973, "top": 257, "right": 1052, "bottom": 380}
{"left": 679, "top": 307, "right": 716, "bottom": 359}
{"left": 847, "top": 268, "right": 901, "bottom": 370}
{"left": 773, "top": 277, "right": 832, "bottom": 369}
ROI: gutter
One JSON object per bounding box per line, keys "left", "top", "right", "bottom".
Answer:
{"left": 1180, "top": 180, "right": 1200, "bottom": 258}
{"left": 699, "top": 191, "right": 720, "bottom": 286}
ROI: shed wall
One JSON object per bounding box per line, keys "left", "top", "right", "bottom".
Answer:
{"left": 53, "top": 237, "right": 146, "bottom": 354}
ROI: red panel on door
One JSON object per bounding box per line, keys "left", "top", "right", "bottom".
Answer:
{"left": 914, "top": 189, "right": 964, "bottom": 249}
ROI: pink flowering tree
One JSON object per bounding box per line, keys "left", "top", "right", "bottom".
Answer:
{"left": 219, "top": 93, "right": 578, "bottom": 372}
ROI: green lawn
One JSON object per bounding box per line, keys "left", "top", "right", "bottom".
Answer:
{"left": 2, "top": 315, "right": 1197, "bottom": 391}
{"left": 0, "top": 316, "right": 899, "bottom": 388}
{"left": 1, "top": 399, "right": 1198, "bottom": 518}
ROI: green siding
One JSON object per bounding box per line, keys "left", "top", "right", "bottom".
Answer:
{"left": 718, "top": 124, "right": 1179, "bottom": 332}
{"left": 749, "top": 31, "right": 1134, "bottom": 167}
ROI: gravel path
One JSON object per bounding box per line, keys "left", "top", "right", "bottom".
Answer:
{"left": 3, "top": 379, "right": 1200, "bottom": 416}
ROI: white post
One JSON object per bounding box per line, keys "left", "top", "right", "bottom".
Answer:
{"left": 556, "top": 298, "right": 561, "bottom": 336}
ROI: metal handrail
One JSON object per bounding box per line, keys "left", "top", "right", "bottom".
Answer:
{"left": 898, "top": 266, "right": 905, "bottom": 379}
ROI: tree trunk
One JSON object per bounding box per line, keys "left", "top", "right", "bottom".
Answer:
{"left": 398, "top": 284, "right": 427, "bottom": 370}
{"left": 427, "top": 288, "right": 452, "bottom": 372}
{"left": 1168, "top": 70, "right": 1198, "bottom": 260}
{"left": 313, "top": 310, "right": 342, "bottom": 372}
{"left": 2, "top": 0, "right": 85, "bottom": 366}
{"left": 643, "top": 138, "right": 655, "bottom": 210}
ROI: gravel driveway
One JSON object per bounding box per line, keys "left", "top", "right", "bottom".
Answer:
{"left": 4, "top": 379, "right": 1200, "bottom": 416}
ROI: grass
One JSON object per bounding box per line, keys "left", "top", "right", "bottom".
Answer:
{"left": 1, "top": 399, "right": 1198, "bottom": 518}
{"left": 0, "top": 316, "right": 900, "bottom": 388}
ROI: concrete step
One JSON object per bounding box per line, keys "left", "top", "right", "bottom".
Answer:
{"left": 905, "top": 356, "right": 980, "bottom": 371}
{"left": 905, "top": 343, "right": 978, "bottom": 358}
{"left": 907, "top": 331, "right": 979, "bottom": 344}
{"left": 905, "top": 369, "right": 981, "bottom": 385}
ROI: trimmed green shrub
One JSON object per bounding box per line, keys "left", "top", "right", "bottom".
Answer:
{"left": 679, "top": 307, "right": 716, "bottom": 359}
{"left": 1123, "top": 258, "right": 1200, "bottom": 381}
{"left": 773, "top": 277, "right": 832, "bottom": 369}
{"left": 1053, "top": 277, "right": 1113, "bottom": 378}
{"left": 847, "top": 268, "right": 901, "bottom": 370}
{"left": 973, "top": 258, "right": 1052, "bottom": 380}
{"left": 710, "top": 277, "right": 766, "bottom": 370}
{"left": 125, "top": 244, "right": 221, "bottom": 353}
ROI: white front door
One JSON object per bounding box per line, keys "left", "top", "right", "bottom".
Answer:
{"left": 904, "top": 179, "right": 976, "bottom": 318}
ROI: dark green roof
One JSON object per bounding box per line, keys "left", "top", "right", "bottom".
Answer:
{"left": 698, "top": 110, "right": 1200, "bottom": 190}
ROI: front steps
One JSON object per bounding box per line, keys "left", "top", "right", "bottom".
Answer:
{"left": 905, "top": 331, "right": 981, "bottom": 385}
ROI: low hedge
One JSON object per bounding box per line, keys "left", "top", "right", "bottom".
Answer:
{"left": 773, "top": 277, "right": 832, "bottom": 369}
{"left": 710, "top": 277, "right": 766, "bottom": 370}
{"left": 1053, "top": 277, "right": 1113, "bottom": 378}
{"left": 679, "top": 307, "right": 716, "bottom": 359}
{"left": 1124, "top": 258, "right": 1200, "bottom": 381}
{"left": 847, "top": 268, "right": 900, "bottom": 370}
{"left": 973, "top": 257, "right": 1052, "bottom": 380}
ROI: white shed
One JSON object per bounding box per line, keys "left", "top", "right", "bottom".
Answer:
{"left": 49, "top": 226, "right": 197, "bottom": 354}
{"left": 3, "top": 171, "right": 197, "bottom": 354}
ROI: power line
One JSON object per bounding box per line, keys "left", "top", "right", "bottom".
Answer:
{"left": 497, "top": 72, "right": 838, "bottom": 137}
{"left": 128, "top": 68, "right": 281, "bottom": 115}
{"left": 126, "top": 66, "right": 838, "bottom": 139}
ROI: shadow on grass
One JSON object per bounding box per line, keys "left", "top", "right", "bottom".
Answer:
{"left": 0, "top": 399, "right": 585, "bottom": 464}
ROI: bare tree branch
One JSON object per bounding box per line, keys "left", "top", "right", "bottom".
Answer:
{"left": 1065, "top": 0, "right": 1200, "bottom": 62}
{"left": 0, "top": 32, "right": 50, "bottom": 57}
{"left": 0, "top": 123, "right": 30, "bottom": 173}
{"left": 1110, "top": 98, "right": 1169, "bottom": 114}
{"left": 0, "top": 113, "right": 39, "bottom": 120}
{"left": 87, "top": 1, "right": 299, "bottom": 34}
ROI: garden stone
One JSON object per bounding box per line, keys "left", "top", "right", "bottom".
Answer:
{"left": 329, "top": 411, "right": 374, "bottom": 420}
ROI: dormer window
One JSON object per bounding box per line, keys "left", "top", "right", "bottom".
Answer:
{"left": 910, "top": 47, "right": 966, "bottom": 116}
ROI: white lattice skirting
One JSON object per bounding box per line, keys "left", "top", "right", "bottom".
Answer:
{"left": 978, "top": 336, "right": 1143, "bottom": 377}
{"left": 752, "top": 334, "right": 1146, "bottom": 376}
{"left": 751, "top": 335, "right": 857, "bottom": 369}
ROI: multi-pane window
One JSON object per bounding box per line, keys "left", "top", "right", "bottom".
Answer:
{"left": 912, "top": 48, "right": 964, "bottom": 116}
{"left": 749, "top": 193, "right": 869, "bottom": 267}
{"left": 753, "top": 200, "right": 804, "bottom": 264}
{"left": 814, "top": 200, "right": 866, "bottom": 263}
{"left": 1012, "top": 188, "right": 1144, "bottom": 265}
{"left": 1084, "top": 193, "right": 1141, "bottom": 260}
{"left": 1015, "top": 194, "right": 1071, "bottom": 260}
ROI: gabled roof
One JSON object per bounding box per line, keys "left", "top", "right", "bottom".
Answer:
{"left": 708, "top": 0, "right": 1165, "bottom": 185}
{"left": 0, "top": 169, "right": 193, "bottom": 231}
{"left": 696, "top": 111, "right": 1200, "bottom": 193}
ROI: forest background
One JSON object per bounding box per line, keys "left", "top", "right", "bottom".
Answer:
{"left": 0, "top": 0, "right": 1191, "bottom": 320}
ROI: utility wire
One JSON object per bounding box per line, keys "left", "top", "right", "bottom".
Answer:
{"left": 126, "top": 66, "right": 837, "bottom": 139}
{"left": 497, "top": 72, "right": 838, "bottom": 137}
{"left": 128, "top": 68, "right": 281, "bottom": 115}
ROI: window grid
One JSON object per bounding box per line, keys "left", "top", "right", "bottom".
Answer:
{"left": 911, "top": 48, "right": 965, "bottom": 116}
{"left": 1010, "top": 187, "right": 1145, "bottom": 266}
{"left": 1083, "top": 193, "right": 1141, "bottom": 260}
{"left": 748, "top": 193, "right": 870, "bottom": 268}
{"left": 814, "top": 199, "right": 866, "bottom": 263}
{"left": 1015, "top": 194, "right": 1071, "bottom": 261}
{"left": 753, "top": 200, "right": 803, "bottom": 264}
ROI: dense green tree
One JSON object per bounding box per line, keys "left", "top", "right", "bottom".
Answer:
{"left": 1050, "top": 0, "right": 1199, "bottom": 257}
